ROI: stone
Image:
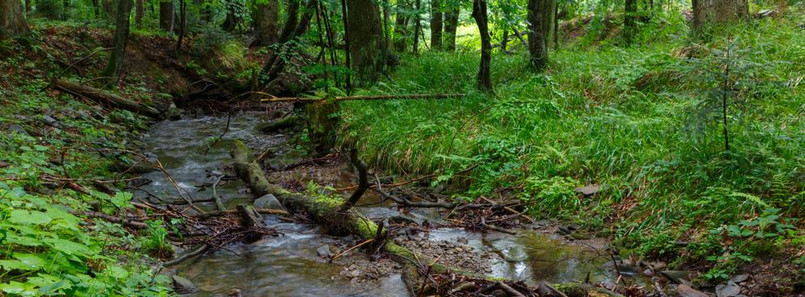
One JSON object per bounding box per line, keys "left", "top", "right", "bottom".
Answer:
{"left": 716, "top": 281, "right": 741, "bottom": 297}
{"left": 7, "top": 124, "right": 28, "bottom": 136}
{"left": 171, "top": 275, "right": 198, "bottom": 294}
{"left": 317, "top": 245, "right": 336, "bottom": 258}
{"left": 730, "top": 274, "right": 749, "bottom": 283}
{"left": 575, "top": 184, "right": 600, "bottom": 196}
{"left": 677, "top": 284, "right": 708, "bottom": 297}
{"left": 387, "top": 215, "right": 418, "bottom": 225}
{"left": 661, "top": 270, "right": 692, "bottom": 284}
{"left": 254, "top": 194, "right": 283, "bottom": 210}
{"left": 456, "top": 237, "right": 469, "bottom": 244}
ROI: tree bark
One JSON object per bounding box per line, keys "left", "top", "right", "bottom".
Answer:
{"left": 346, "top": 0, "right": 384, "bottom": 84}
{"left": 527, "top": 0, "right": 547, "bottom": 70}
{"left": 471, "top": 0, "right": 491, "bottom": 91}
{"left": 221, "top": 0, "right": 241, "bottom": 32}
{"left": 278, "top": 0, "right": 300, "bottom": 43}
{"left": 159, "top": 0, "right": 173, "bottom": 31}
{"left": 1, "top": 0, "right": 30, "bottom": 39}
{"left": 25, "top": 0, "right": 31, "bottom": 14}
{"left": 102, "top": 0, "right": 133, "bottom": 83}
{"left": 443, "top": 6, "right": 458, "bottom": 51}
{"left": 252, "top": 0, "right": 279, "bottom": 46}
{"left": 429, "top": 0, "right": 442, "bottom": 50}
{"left": 134, "top": 0, "right": 144, "bottom": 27}
{"left": 38, "top": 0, "right": 63, "bottom": 19}
{"left": 624, "top": 0, "right": 636, "bottom": 45}
{"left": 545, "top": 0, "right": 556, "bottom": 48}
{"left": 692, "top": 0, "right": 748, "bottom": 28}
{"left": 101, "top": 0, "right": 116, "bottom": 21}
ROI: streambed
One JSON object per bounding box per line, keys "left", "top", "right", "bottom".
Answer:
{"left": 134, "top": 113, "right": 632, "bottom": 296}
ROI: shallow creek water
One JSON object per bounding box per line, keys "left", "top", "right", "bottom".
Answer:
{"left": 136, "top": 113, "right": 627, "bottom": 296}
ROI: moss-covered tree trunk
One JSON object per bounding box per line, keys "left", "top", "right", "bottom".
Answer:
{"left": 346, "top": 0, "right": 384, "bottom": 84}
{"left": 624, "top": 0, "right": 637, "bottom": 45}
{"left": 252, "top": 0, "right": 279, "bottom": 46}
{"left": 527, "top": 0, "right": 547, "bottom": 70}
{"left": 1, "top": 0, "right": 30, "bottom": 39}
{"left": 159, "top": 0, "right": 173, "bottom": 31}
{"left": 101, "top": 0, "right": 116, "bottom": 21}
{"left": 102, "top": 0, "right": 133, "bottom": 83}
{"left": 443, "top": 5, "right": 459, "bottom": 52}
{"left": 692, "top": 0, "right": 748, "bottom": 28}
{"left": 37, "top": 0, "right": 63, "bottom": 19}
{"left": 472, "top": 0, "right": 491, "bottom": 91}
{"left": 429, "top": 0, "right": 442, "bottom": 50}
{"left": 545, "top": 0, "right": 556, "bottom": 48}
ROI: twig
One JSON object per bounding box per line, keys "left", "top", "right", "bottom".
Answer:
{"left": 481, "top": 217, "right": 517, "bottom": 235}
{"left": 203, "top": 112, "right": 232, "bottom": 155}
{"left": 212, "top": 175, "right": 226, "bottom": 211}
{"left": 190, "top": 208, "right": 288, "bottom": 219}
{"left": 154, "top": 159, "right": 202, "bottom": 213}
{"left": 331, "top": 239, "right": 374, "bottom": 260}
{"left": 163, "top": 245, "right": 210, "bottom": 267}
{"left": 495, "top": 281, "right": 526, "bottom": 297}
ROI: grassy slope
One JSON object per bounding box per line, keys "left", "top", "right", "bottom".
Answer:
{"left": 338, "top": 10, "right": 805, "bottom": 287}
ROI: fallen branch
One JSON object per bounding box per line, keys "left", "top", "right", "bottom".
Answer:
{"left": 189, "top": 208, "right": 288, "bottom": 219}
{"left": 261, "top": 93, "right": 465, "bottom": 103}
{"left": 163, "top": 245, "right": 210, "bottom": 267}
{"left": 52, "top": 79, "right": 162, "bottom": 119}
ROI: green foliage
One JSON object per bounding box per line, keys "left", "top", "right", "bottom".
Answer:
{"left": 337, "top": 12, "right": 805, "bottom": 279}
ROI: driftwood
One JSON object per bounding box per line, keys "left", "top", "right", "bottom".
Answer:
{"left": 261, "top": 93, "right": 464, "bottom": 103}
{"left": 52, "top": 79, "right": 162, "bottom": 119}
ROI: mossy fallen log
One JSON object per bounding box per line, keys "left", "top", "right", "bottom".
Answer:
{"left": 53, "top": 79, "right": 163, "bottom": 119}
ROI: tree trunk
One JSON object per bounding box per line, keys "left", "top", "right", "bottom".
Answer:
{"left": 443, "top": 6, "right": 458, "bottom": 51}
{"left": 175, "top": 0, "right": 186, "bottom": 50}
{"left": 545, "top": 0, "right": 555, "bottom": 48}
{"left": 527, "top": 0, "right": 547, "bottom": 70}
{"left": 53, "top": 79, "right": 162, "bottom": 118}
{"left": 159, "top": 0, "right": 173, "bottom": 31}
{"left": 624, "top": 0, "right": 636, "bottom": 45}
{"left": 346, "top": 0, "right": 384, "bottom": 84}
{"left": 692, "top": 0, "right": 748, "bottom": 28}
{"left": 221, "top": 0, "right": 241, "bottom": 32}
{"left": 471, "top": 0, "right": 491, "bottom": 91}
{"left": 412, "top": 0, "right": 420, "bottom": 54}
{"left": 429, "top": 0, "right": 442, "bottom": 50}
{"left": 278, "top": 0, "right": 300, "bottom": 43}
{"left": 392, "top": 0, "right": 410, "bottom": 52}
{"left": 25, "top": 0, "right": 31, "bottom": 14}
{"left": 102, "top": 0, "right": 133, "bottom": 83}
{"left": 101, "top": 0, "right": 116, "bottom": 21}
{"left": 37, "top": 0, "right": 63, "bottom": 19}
{"left": 252, "top": 0, "right": 279, "bottom": 46}
{"left": 1, "top": 0, "right": 30, "bottom": 39}
{"left": 134, "top": 0, "right": 143, "bottom": 27}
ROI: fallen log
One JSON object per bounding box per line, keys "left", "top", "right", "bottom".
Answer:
{"left": 231, "top": 141, "right": 454, "bottom": 296}
{"left": 52, "top": 79, "right": 163, "bottom": 119}
{"left": 261, "top": 93, "right": 464, "bottom": 103}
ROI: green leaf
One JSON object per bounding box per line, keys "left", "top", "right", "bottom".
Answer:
{"left": 44, "top": 238, "right": 89, "bottom": 256}
{"left": 8, "top": 209, "right": 53, "bottom": 225}
{"left": 12, "top": 253, "right": 46, "bottom": 270}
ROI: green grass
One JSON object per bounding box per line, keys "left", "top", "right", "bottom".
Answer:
{"left": 337, "top": 13, "right": 805, "bottom": 281}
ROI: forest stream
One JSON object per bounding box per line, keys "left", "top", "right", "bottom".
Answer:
{"left": 133, "top": 113, "right": 651, "bottom": 296}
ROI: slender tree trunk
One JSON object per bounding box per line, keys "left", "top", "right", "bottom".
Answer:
{"left": 252, "top": 0, "right": 279, "bottom": 46}
{"left": 392, "top": 0, "right": 410, "bottom": 52}
{"left": 103, "top": 0, "right": 133, "bottom": 83}
{"left": 382, "top": 0, "right": 390, "bottom": 56}
{"left": 430, "top": 0, "right": 442, "bottom": 50}
{"left": 471, "top": 0, "right": 491, "bottom": 91}
{"left": 278, "top": 0, "right": 300, "bottom": 42}
{"left": 527, "top": 0, "right": 547, "bottom": 70}
{"left": 624, "top": 0, "right": 636, "bottom": 45}
{"left": 346, "top": 0, "right": 384, "bottom": 83}
{"left": 92, "top": 0, "right": 100, "bottom": 18}
{"left": 25, "top": 0, "right": 31, "bottom": 14}
{"left": 412, "top": 0, "right": 420, "bottom": 54}
{"left": 553, "top": 0, "right": 559, "bottom": 47}
{"left": 159, "top": 0, "right": 173, "bottom": 31}
{"left": 1, "top": 0, "right": 30, "bottom": 39}
{"left": 692, "top": 0, "right": 748, "bottom": 28}
{"left": 176, "top": 0, "right": 186, "bottom": 50}
{"left": 38, "top": 0, "right": 63, "bottom": 19}
{"left": 501, "top": 30, "right": 508, "bottom": 52}
{"left": 443, "top": 6, "right": 458, "bottom": 51}
{"left": 134, "top": 0, "right": 143, "bottom": 27}
{"left": 545, "top": 0, "right": 555, "bottom": 48}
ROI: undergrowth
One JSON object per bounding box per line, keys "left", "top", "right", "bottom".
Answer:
{"left": 337, "top": 12, "right": 805, "bottom": 283}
